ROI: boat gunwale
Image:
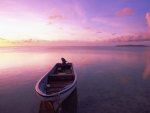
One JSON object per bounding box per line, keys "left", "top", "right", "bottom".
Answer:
{"left": 35, "top": 63, "right": 77, "bottom": 98}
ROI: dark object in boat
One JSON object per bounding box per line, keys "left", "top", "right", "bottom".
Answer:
{"left": 61, "top": 58, "right": 67, "bottom": 65}
{"left": 35, "top": 59, "right": 77, "bottom": 103}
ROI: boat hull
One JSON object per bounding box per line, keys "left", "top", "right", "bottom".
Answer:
{"left": 35, "top": 63, "right": 77, "bottom": 102}
{"left": 36, "top": 81, "right": 77, "bottom": 102}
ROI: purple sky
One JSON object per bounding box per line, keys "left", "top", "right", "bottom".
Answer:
{"left": 0, "top": 0, "right": 150, "bottom": 46}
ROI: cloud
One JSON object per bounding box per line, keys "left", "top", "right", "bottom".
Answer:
{"left": 73, "top": 3, "right": 85, "bottom": 17}
{"left": 108, "top": 32, "right": 150, "bottom": 42}
{"left": 92, "top": 17, "right": 106, "bottom": 23}
{"left": 104, "top": 12, "right": 150, "bottom": 43}
{"left": 92, "top": 17, "right": 122, "bottom": 28}
{"left": 0, "top": 37, "right": 6, "bottom": 40}
{"left": 116, "top": 7, "right": 134, "bottom": 17}
{"left": 48, "top": 3, "right": 85, "bottom": 21}
{"left": 0, "top": 37, "right": 9, "bottom": 42}
{"left": 83, "top": 26, "right": 103, "bottom": 35}
{"left": 0, "top": 37, "right": 13, "bottom": 46}
{"left": 112, "top": 33, "right": 117, "bottom": 36}
{"left": 61, "top": 2, "right": 86, "bottom": 23}
{"left": 146, "top": 12, "right": 150, "bottom": 28}
{"left": 5, "top": 39, "right": 99, "bottom": 46}
{"left": 96, "top": 31, "right": 102, "bottom": 34}
{"left": 48, "top": 8, "right": 65, "bottom": 20}
{"left": 48, "top": 15, "right": 65, "bottom": 20}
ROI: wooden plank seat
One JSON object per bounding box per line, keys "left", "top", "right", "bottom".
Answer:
{"left": 47, "top": 75, "right": 74, "bottom": 82}
{"left": 46, "top": 75, "right": 74, "bottom": 94}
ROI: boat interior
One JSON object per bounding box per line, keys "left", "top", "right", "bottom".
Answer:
{"left": 46, "top": 63, "right": 75, "bottom": 94}
{"left": 54, "top": 63, "right": 73, "bottom": 75}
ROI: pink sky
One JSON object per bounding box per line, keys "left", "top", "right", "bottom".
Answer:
{"left": 0, "top": 0, "right": 150, "bottom": 46}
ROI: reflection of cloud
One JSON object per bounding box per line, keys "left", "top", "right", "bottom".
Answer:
{"left": 115, "top": 75, "right": 131, "bottom": 85}
{"left": 146, "top": 12, "right": 150, "bottom": 28}
{"left": 143, "top": 63, "right": 150, "bottom": 80}
{"left": 116, "top": 7, "right": 134, "bottom": 17}
{"left": 143, "top": 50, "right": 150, "bottom": 80}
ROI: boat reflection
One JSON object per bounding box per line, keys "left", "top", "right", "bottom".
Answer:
{"left": 39, "top": 88, "right": 78, "bottom": 113}
{"left": 143, "top": 50, "right": 150, "bottom": 80}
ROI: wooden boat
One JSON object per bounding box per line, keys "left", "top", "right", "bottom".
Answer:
{"left": 35, "top": 59, "right": 77, "bottom": 102}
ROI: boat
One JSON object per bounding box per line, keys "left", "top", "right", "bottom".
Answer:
{"left": 35, "top": 58, "right": 77, "bottom": 103}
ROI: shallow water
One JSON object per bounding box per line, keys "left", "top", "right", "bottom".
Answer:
{"left": 0, "top": 46, "right": 150, "bottom": 113}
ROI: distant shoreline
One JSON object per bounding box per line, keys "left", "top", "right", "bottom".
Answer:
{"left": 116, "top": 45, "right": 148, "bottom": 47}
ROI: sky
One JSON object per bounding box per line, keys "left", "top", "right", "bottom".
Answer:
{"left": 0, "top": 0, "right": 150, "bottom": 46}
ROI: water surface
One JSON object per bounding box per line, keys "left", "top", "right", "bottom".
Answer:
{"left": 0, "top": 46, "right": 150, "bottom": 113}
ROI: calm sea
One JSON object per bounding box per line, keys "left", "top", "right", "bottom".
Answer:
{"left": 0, "top": 46, "right": 150, "bottom": 113}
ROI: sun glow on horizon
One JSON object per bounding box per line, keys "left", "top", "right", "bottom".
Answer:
{"left": 0, "top": 0, "right": 150, "bottom": 46}
{"left": 0, "top": 16, "right": 70, "bottom": 41}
